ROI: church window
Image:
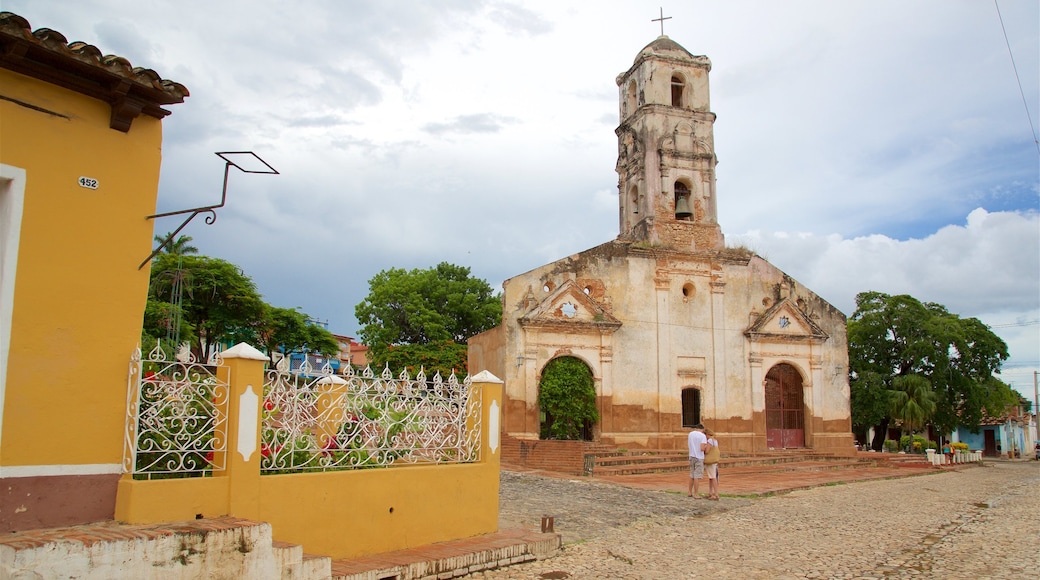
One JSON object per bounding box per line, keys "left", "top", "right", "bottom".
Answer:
{"left": 626, "top": 81, "right": 637, "bottom": 117}
{"left": 630, "top": 184, "right": 639, "bottom": 215}
{"left": 560, "top": 302, "right": 577, "bottom": 318}
{"left": 681, "top": 388, "right": 701, "bottom": 427}
{"left": 681, "top": 282, "right": 695, "bottom": 301}
{"left": 543, "top": 281, "right": 555, "bottom": 293}
{"left": 671, "top": 74, "right": 685, "bottom": 107}
{"left": 674, "top": 181, "right": 692, "bottom": 220}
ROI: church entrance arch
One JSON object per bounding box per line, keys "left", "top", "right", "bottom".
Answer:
{"left": 538, "top": 356, "right": 597, "bottom": 441}
{"left": 765, "top": 363, "right": 805, "bottom": 448}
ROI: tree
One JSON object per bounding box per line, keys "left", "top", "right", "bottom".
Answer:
{"left": 355, "top": 262, "right": 502, "bottom": 368}
{"left": 847, "top": 291, "right": 1009, "bottom": 450}
{"left": 888, "top": 374, "right": 936, "bottom": 450}
{"left": 378, "top": 340, "right": 468, "bottom": 379}
{"left": 256, "top": 306, "right": 340, "bottom": 368}
{"left": 154, "top": 232, "right": 199, "bottom": 255}
{"left": 146, "top": 253, "right": 266, "bottom": 360}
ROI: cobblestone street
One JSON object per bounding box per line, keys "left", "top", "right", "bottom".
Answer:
{"left": 482, "top": 462, "right": 1039, "bottom": 579}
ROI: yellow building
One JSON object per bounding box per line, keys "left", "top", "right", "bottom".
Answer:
{"left": 0, "top": 12, "right": 187, "bottom": 532}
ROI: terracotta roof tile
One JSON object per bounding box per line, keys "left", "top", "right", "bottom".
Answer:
{"left": 0, "top": 11, "right": 188, "bottom": 132}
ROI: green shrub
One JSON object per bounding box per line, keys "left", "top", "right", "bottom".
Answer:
{"left": 883, "top": 439, "right": 898, "bottom": 452}
{"left": 538, "top": 356, "right": 598, "bottom": 440}
{"left": 899, "top": 434, "right": 931, "bottom": 453}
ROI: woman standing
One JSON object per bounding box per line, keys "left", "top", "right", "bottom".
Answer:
{"left": 702, "top": 427, "right": 720, "bottom": 500}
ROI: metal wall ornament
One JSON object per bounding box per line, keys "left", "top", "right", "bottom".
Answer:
{"left": 139, "top": 151, "right": 278, "bottom": 269}
{"left": 123, "top": 342, "right": 229, "bottom": 477}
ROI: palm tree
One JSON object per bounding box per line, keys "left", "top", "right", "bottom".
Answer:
{"left": 888, "top": 374, "right": 937, "bottom": 452}
{"left": 155, "top": 233, "right": 199, "bottom": 256}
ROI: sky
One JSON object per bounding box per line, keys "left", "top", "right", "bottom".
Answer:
{"left": 8, "top": 1, "right": 1039, "bottom": 400}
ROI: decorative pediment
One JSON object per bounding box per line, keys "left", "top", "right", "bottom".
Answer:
{"left": 746, "top": 299, "right": 828, "bottom": 343}
{"left": 519, "top": 280, "right": 621, "bottom": 333}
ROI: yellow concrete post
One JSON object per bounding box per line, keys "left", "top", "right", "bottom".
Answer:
{"left": 314, "top": 374, "right": 348, "bottom": 448}
{"left": 217, "top": 343, "right": 268, "bottom": 520}
{"left": 470, "top": 370, "right": 504, "bottom": 467}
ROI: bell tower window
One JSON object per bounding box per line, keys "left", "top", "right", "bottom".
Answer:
{"left": 626, "top": 81, "right": 637, "bottom": 117}
{"left": 674, "top": 181, "right": 692, "bottom": 220}
{"left": 670, "top": 74, "right": 685, "bottom": 107}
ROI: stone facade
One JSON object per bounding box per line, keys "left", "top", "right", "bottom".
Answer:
{"left": 468, "top": 36, "right": 854, "bottom": 455}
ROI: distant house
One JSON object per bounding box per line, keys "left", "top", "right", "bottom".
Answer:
{"left": 331, "top": 332, "right": 370, "bottom": 370}
{"left": 0, "top": 12, "right": 186, "bottom": 532}
{"left": 951, "top": 408, "right": 1037, "bottom": 458}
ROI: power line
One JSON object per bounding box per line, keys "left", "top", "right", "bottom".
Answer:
{"left": 994, "top": 0, "right": 1040, "bottom": 157}
{"left": 989, "top": 319, "right": 1040, "bottom": 329}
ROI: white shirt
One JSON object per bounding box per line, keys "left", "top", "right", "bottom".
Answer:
{"left": 688, "top": 429, "right": 707, "bottom": 459}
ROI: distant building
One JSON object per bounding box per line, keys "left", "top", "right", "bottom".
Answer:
{"left": 951, "top": 407, "right": 1037, "bottom": 458}
{"left": 331, "top": 333, "right": 370, "bottom": 370}
{"left": 469, "top": 35, "right": 854, "bottom": 454}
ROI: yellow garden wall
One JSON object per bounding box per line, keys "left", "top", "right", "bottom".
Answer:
{"left": 115, "top": 346, "right": 505, "bottom": 560}
{"left": 259, "top": 462, "right": 500, "bottom": 559}
{"left": 1, "top": 68, "right": 162, "bottom": 467}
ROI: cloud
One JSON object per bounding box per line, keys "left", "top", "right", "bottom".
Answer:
{"left": 421, "top": 113, "right": 515, "bottom": 136}
{"left": 732, "top": 208, "right": 1039, "bottom": 317}
{"left": 487, "top": 3, "right": 553, "bottom": 36}
{"left": 6, "top": 0, "right": 1037, "bottom": 398}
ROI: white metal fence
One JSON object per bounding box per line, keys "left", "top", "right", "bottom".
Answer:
{"left": 123, "top": 344, "right": 481, "bottom": 477}
{"left": 260, "top": 359, "right": 481, "bottom": 473}
{"left": 123, "top": 343, "right": 229, "bottom": 478}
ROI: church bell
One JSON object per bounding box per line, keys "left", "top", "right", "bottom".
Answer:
{"left": 674, "top": 195, "right": 693, "bottom": 219}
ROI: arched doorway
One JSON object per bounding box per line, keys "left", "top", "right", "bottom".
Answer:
{"left": 538, "top": 356, "right": 597, "bottom": 441}
{"left": 765, "top": 363, "right": 805, "bottom": 448}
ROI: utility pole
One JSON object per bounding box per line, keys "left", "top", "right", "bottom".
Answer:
{"left": 1034, "top": 370, "right": 1039, "bottom": 440}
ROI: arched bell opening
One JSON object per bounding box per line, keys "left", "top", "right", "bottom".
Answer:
{"left": 674, "top": 181, "right": 692, "bottom": 220}
{"left": 670, "top": 73, "right": 686, "bottom": 108}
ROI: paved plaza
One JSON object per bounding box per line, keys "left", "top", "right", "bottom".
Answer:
{"left": 479, "top": 461, "right": 1039, "bottom": 579}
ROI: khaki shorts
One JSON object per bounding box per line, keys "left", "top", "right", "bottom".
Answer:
{"left": 704, "top": 463, "right": 718, "bottom": 479}
{"left": 689, "top": 457, "right": 704, "bottom": 479}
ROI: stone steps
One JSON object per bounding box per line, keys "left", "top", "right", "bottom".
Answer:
{"left": 273, "top": 540, "right": 332, "bottom": 579}
{"left": 588, "top": 447, "right": 875, "bottom": 477}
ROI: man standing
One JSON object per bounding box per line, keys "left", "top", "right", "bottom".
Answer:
{"left": 687, "top": 424, "right": 707, "bottom": 498}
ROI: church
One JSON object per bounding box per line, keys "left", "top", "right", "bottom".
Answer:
{"left": 468, "top": 34, "right": 854, "bottom": 455}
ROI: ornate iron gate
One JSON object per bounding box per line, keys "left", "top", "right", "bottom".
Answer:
{"left": 765, "top": 363, "right": 804, "bottom": 449}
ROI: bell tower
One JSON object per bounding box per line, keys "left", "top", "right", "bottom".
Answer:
{"left": 615, "top": 35, "right": 724, "bottom": 251}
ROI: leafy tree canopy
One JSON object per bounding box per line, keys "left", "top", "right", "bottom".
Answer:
{"left": 848, "top": 291, "right": 1011, "bottom": 445}
{"left": 146, "top": 253, "right": 266, "bottom": 359}
{"left": 375, "top": 340, "right": 468, "bottom": 379}
{"left": 355, "top": 262, "right": 502, "bottom": 365}
{"left": 145, "top": 253, "right": 339, "bottom": 365}
{"left": 154, "top": 232, "right": 199, "bottom": 256}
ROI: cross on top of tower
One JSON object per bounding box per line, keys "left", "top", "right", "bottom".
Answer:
{"left": 651, "top": 7, "right": 672, "bottom": 36}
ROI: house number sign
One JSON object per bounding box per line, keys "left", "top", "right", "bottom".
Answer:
{"left": 78, "top": 176, "right": 99, "bottom": 189}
